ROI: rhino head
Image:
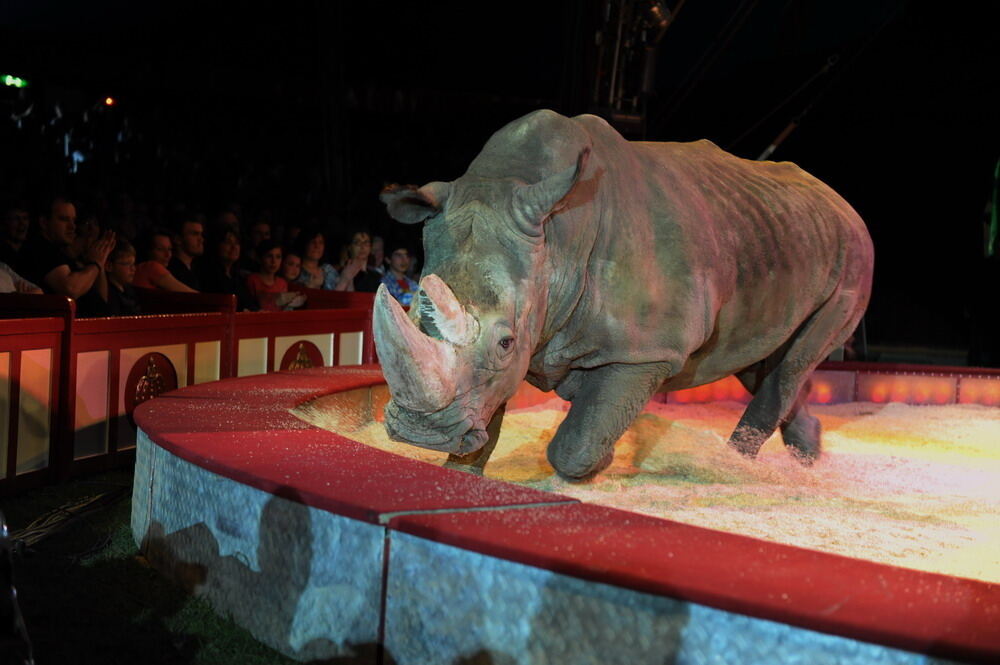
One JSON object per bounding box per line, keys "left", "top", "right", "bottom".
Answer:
{"left": 375, "top": 149, "right": 588, "bottom": 456}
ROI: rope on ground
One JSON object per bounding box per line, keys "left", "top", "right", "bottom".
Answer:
{"left": 8, "top": 485, "right": 131, "bottom": 557}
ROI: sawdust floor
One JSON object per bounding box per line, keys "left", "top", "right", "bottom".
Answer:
{"left": 297, "top": 397, "right": 1000, "bottom": 584}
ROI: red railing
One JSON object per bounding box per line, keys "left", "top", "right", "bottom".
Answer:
{"left": 4, "top": 288, "right": 1000, "bottom": 496}
{"left": 0, "top": 291, "right": 375, "bottom": 495}
{"left": 70, "top": 313, "right": 235, "bottom": 478}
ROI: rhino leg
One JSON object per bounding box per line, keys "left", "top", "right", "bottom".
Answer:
{"left": 736, "top": 368, "right": 821, "bottom": 465}
{"left": 729, "top": 289, "right": 863, "bottom": 461}
{"left": 443, "top": 403, "right": 506, "bottom": 476}
{"left": 547, "top": 362, "right": 675, "bottom": 481}
{"left": 780, "top": 391, "right": 822, "bottom": 464}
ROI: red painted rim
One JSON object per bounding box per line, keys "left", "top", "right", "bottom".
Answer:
{"left": 134, "top": 365, "right": 1000, "bottom": 663}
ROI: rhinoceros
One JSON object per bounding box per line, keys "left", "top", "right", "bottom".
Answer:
{"left": 375, "top": 109, "right": 873, "bottom": 480}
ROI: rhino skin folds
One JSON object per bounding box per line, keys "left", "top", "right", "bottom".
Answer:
{"left": 375, "top": 109, "right": 874, "bottom": 480}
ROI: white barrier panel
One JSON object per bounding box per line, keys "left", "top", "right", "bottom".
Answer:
{"left": 0, "top": 352, "right": 9, "bottom": 478}
{"left": 194, "top": 341, "right": 222, "bottom": 385}
{"left": 17, "top": 348, "right": 52, "bottom": 475}
{"left": 238, "top": 338, "right": 268, "bottom": 377}
{"left": 75, "top": 350, "right": 110, "bottom": 459}
{"left": 338, "top": 332, "right": 364, "bottom": 366}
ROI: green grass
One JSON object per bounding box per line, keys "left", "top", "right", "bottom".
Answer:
{"left": 0, "top": 470, "right": 301, "bottom": 665}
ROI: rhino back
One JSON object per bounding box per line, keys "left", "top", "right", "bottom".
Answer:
{"left": 536, "top": 116, "right": 871, "bottom": 386}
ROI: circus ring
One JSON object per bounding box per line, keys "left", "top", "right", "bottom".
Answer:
{"left": 131, "top": 364, "right": 999, "bottom": 665}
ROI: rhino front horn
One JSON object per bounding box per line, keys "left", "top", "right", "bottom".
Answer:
{"left": 373, "top": 284, "right": 458, "bottom": 412}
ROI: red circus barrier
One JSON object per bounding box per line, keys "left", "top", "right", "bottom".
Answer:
{"left": 3, "top": 287, "right": 1000, "bottom": 497}
{"left": 0, "top": 290, "right": 375, "bottom": 495}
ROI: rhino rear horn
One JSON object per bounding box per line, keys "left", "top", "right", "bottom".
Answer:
{"left": 415, "top": 274, "right": 479, "bottom": 347}
{"left": 380, "top": 181, "right": 452, "bottom": 224}
{"left": 512, "top": 147, "right": 590, "bottom": 237}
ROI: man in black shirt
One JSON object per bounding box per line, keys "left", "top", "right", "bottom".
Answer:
{"left": 1, "top": 199, "right": 30, "bottom": 267}
{"left": 16, "top": 197, "right": 115, "bottom": 303}
{"left": 167, "top": 217, "right": 204, "bottom": 290}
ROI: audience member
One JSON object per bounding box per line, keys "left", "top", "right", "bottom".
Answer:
{"left": 249, "top": 220, "right": 270, "bottom": 248}
{"left": 281, "top": 249, "right": 303, "bottom": 283}
{"left": 201, "top": 227, "right": 255, "bottom": 311}
{"left": 335, "top": 243, "right": 350, "bottom": 272}
{"left": 247, "top": 239, "right": 305, "bottom": 311}
{"left": 70, "top": 212, "right": 101, "bottom": 261}
{"left": 294, "top": 229, "right": 339, "bottom": 290}
{"left": 334, "top": 230, "right": 382, "bottom": 292}
{"left": 0, "top": 261, "right": 41, "bottom": 294}
{"left": 16, "top": 196, "right": 115, "bottom": 304}
{"left": 1, "top": 199, "right": 30, "bottom": 266}
{"left": 216, "top": 210, "right": 240, "bottom": 235}
{"left": 240, "top": 219, "right": 269, "bottom": 275}
{"left": 168, "top": 217, "right": 205, "bottom": 290}
{"left": 380, "top": 242, "right": 419, "bottom": 306}
{"left": 369, "top": 235, "right": 386, "bottom": 276}
{"left": 134, "top": 230, "right": 197, "bottom": 292}
{"left": 100, "top": 239, "right": 141, "bottom": 316}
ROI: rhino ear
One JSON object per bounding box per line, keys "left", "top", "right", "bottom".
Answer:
{"left": 380, "top": 181, "right": 451, "bottom": 225}
{"left": 512, "top": 147, "right": 590, "bottom": 237}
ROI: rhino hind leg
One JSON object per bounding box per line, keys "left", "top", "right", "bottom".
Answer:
{"left": 780, "top": 395, "right": 821, "bottom": 465}
{"left": 547, "top": 361, "right": 675, "bottom": 481}
{"left": 729, "top": 289, "right": 864, "bottom": 461}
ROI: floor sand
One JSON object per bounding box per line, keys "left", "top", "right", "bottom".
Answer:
{"left": 297, "top": 395, "right": 1000, "bottom": 583}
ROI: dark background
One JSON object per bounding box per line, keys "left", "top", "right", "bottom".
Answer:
{"left": 1, "top": 0, "right": 997, "bottom": 358}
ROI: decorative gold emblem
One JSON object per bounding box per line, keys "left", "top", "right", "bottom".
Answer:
{"left": 134, "top": 356, "right": 167, "bottom": 406}
{"left": 287, "top": 343, "right": 314, "bottom": 370}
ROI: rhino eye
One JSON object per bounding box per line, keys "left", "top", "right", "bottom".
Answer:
{"left": 498, "top": 336, "right": 514, "bottom": 351}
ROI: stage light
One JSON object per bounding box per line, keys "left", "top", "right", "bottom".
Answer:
{"left": 104, "top": 97, "right": 116, "bottom": 107}
{"left": 2, "top": 74, "right": 28, "bottom": 88}
{"left": 813, "top": 382, "right": 833, "bottom": 404}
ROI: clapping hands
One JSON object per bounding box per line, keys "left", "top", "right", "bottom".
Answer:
{"left": 85, "top": 230, "right": 117, "bottom": 266}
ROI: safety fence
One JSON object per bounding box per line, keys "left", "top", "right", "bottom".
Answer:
{"left": 0, "top": 289, "right": 374, "bottom": 495}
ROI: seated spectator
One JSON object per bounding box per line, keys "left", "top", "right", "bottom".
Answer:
{"left": 1, "top": 198, "right": 30, "bottom": 266}
{"left": 0, "top": 261, "right": 41, "bottom": 294}
{"left": 247, "top": 239, "right": 305, "bottom": 311}
{"left": 334, "top": 230, "right": 382, "bottom": 292}
{"left": 15, "top": 196, "right": 115, "bottom": 304}
{"left": 134, "top": 230, "right": 197, "bottom": 292}
{"left": 380, "top": 243, "right": 419, "bottom": 306}
{"left": 294, "top": 228, "right": 339, "bottom": 290}
{"left": 200, "top": 227, "right": 255, "bottom": 311}
{"left": 369, "top": 235, "right": 386, "bottom": 276}
{"left": 70, "top": 212, "right": 101, "bottom": 261}
{"left": 281, "top": 249, "right": 303, "bottom": 283}
{"left": 215, "top": 209, "right": 240, "bottom": 235}
{"left": 239, "top": 218, "right": 271, "bottom": 276}
{"left": 168, "top": 217, "right": 205, "bottom": 290}
{"left": 100, "top": 239, "right": 141, "bottom": 316}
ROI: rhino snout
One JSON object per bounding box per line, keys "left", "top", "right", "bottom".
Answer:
{"left": 383, "top": 400, "right": 478, "bottom": 454}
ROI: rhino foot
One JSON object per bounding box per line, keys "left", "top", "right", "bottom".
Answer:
{"left": 727, "top": 423, "right": 770, "bottom": 459}
{"left": 781, "top": 411, "right": 821, "bottom": 466}
{"left": 546, "top": 431, "right": 616, "bottom": 481}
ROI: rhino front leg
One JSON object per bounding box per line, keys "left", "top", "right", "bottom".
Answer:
{"left": 548, "top": 362, "right": 674, "bottom": 481}
{"left": 443, "top": 403, "right": 506, "bottom": 476}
